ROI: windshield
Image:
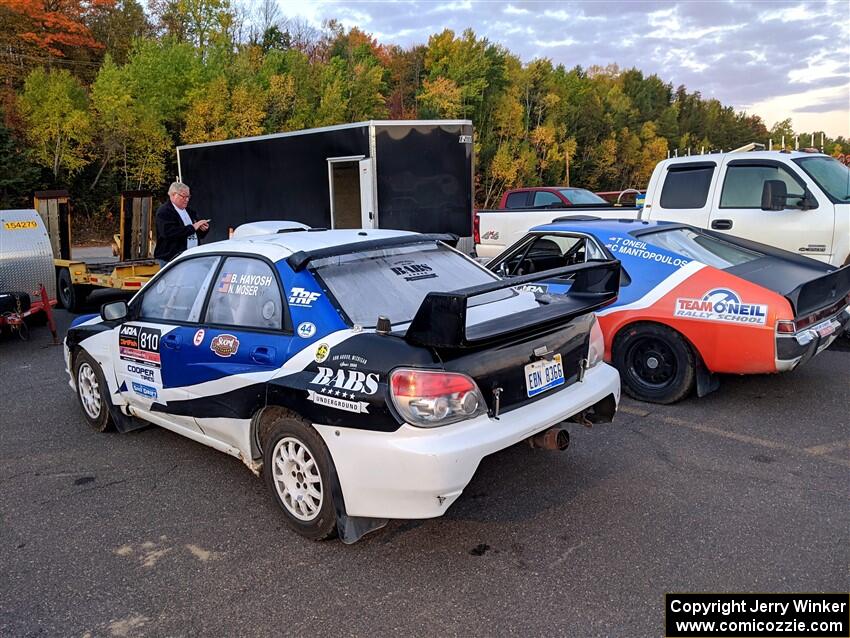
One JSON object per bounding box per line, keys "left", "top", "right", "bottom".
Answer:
{"left": 312, "top": 243, "right": 514, "bottom": 328}
{"left": 645, "top": 228, "right": 763, "bottom": 269}
{"left": 793, "top": 156, "right": 850, "bottom": 203}
{"left": 559, "top": 188, "right": 607, "bottom": 204}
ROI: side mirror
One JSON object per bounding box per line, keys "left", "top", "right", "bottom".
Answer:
{"left": 761, "top": 180, "right": 787, "bottom": 211}
{"left": 799, "top": 189, "right": 818, "bottom": 211}
{"left": 101, "top": 300, "right": 128, "bottom": 322}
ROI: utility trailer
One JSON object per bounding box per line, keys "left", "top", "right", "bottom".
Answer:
{"left": 177, "top": 120, "right": 475, "bottom": 251}
{"left": 0, "top": 209, "right": 58, "bottom": 340}
{"left": 34, "top": 191, "right": 160, "bottom": 312}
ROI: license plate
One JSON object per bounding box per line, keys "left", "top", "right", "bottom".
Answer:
{"left": 812, "top": 320, "right": 835, "bottom": 338}
{"left": 525, "top": 354, "right": 565, "bottom": 397}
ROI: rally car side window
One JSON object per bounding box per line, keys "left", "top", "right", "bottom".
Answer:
{"left": 205, "top": 256, "right": 284, "bottom": 330}
{"left": 139, "top": 256, "right": 220, "bottom": 323}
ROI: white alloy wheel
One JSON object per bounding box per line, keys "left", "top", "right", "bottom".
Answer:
{"left": 271, "top": 437, "right": 323, "bottom": 521}
{"left": 77, "top": 362, "right": 102, "bottom": 420}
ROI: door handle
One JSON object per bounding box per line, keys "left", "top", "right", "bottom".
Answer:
{"left": 163, "top": 333, "right": 181, "bottom": 350}
{"left": 250, "top": 346, "right": 276, "bottom": 365}
{"left": 711, "top": 219, "right": 733, "bottom": 230}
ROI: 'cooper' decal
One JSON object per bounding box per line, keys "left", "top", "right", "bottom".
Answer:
{"left": 674, "top": 289, "right": 767, "bottom": 325}
{"left": 210, "top": 334, "right": 240, "bottom": 357}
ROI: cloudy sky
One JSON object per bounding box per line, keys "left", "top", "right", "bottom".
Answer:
{"left": 275, "top": 0, "right": 850, "bottom": 137}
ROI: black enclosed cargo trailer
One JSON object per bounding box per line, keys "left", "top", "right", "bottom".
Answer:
{"left": 177, "top": 120, "right": 474, "bottom": 245}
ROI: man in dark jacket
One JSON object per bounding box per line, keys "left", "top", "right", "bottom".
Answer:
{"left": 154, "top": 181, "right": 210, "bottom": 265}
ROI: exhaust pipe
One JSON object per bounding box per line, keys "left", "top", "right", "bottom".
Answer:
{"left": 527, "top": 426, "right": 570, "bottom": 451}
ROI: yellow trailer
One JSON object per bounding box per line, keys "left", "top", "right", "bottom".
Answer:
{"left": 34, "top": 191, "right": 160, "bottom": 312}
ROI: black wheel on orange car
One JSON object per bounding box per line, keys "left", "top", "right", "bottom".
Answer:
{"left": 613, "top": 323, "right": 695, "bottom": 404}
{"left": 73, "top": 350, "right": 113, "bottom": 432}
{"left": 262, "top": 415, "right": 338, "bottom": 541}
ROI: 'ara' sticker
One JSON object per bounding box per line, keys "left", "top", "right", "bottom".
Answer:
{"left": 118, "top": 324, "right": 161, "bottom": 367}
{"left": 193, "top": 328, "right": 205, "bottom": 346}
{"left": 210, "top": 334, "right": 240, "bottom": 357}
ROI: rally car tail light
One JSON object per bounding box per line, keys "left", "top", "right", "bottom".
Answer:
{"left": 776, "top": 320, "right": 796, "bottom": 334}
{"left": 473, "top": 211, "right": 480, "bottom": 245}
{"left": 390, "top": 369, "right": 487, "bottom": 427}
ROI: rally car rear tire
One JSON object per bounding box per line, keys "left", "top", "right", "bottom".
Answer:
{"left": 73, "top": 350, "right": 113, "bottom": 432}
{"left": 613, "top": 323, "right": 696, "bottom": 404}
{"left": 262, "top": 417, "right": 338, "bottom": 541}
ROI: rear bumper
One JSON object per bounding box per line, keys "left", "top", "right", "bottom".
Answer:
{"left": 475, "top": 243, "right": 504, "bottom": 259}
{"left": 314, "top": 362, "right": 620, "bottom": 519}
{"left": 775, "top": 304, "right": 850, "bottom": 371}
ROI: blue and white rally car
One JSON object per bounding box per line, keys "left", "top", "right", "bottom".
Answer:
{"left": 65, "top": 223, "right": 621, "bottom": 542}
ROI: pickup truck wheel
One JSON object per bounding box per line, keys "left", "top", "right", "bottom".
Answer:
{"left": 262, "top": 417, "right": 337, "bottom": 541}
{"left": 73, "top": 350, "right": 113, "bottom": 432}
{"left": 613, "top": 323, "right": 695, "bottom": 404}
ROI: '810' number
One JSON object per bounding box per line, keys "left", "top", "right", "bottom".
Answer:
{"left": 140, "top": 328, "right": 160, "bottom": 352}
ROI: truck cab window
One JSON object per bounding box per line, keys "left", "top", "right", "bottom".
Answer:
{"left": 504, "top": 192, "right": 529, "bottom": 208}
{"left": 532, "top": 191, "right": 563, "bottom": 207}
{"left": 720, "top": 164, "right": 805, "bottom": 208}
{"left": 660, "top": 166, "right": 714, "bottom": 208}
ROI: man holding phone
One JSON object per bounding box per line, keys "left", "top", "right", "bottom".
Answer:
{"left": 154, "top": 181, "right": 210, "bottom": 266}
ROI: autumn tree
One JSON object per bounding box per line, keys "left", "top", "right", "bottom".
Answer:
{"left": 19, "top": 67, "right": 92, "bottom": 181}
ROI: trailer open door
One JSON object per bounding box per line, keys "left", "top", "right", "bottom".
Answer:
{"left": 359, "top": 158, "right": 376, "bottom": 229}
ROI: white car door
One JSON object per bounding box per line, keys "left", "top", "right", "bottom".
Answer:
{"left": 708, "top": 159, "right": 835, "bottom": 261}
{"left": 114, "top": 255, "right": 221, "bottom": 433}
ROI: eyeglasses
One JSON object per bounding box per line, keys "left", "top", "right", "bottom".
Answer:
{"left": 175, "top": 193, "right": 191, "bottom": 199}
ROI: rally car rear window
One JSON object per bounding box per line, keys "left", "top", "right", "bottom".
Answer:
{"left": 645, "top": 228, "right": 763, "bottom": 269}
{"left": 312, "top": 243, "right": 514, "bottom": 328}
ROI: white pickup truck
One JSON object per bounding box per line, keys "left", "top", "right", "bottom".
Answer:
{"left": 476, "top": 151, "right": 850, "bottom": 267}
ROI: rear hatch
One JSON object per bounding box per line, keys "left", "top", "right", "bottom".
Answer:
{"left": 726, "top": 259, "right": 850, "bottom": 320}
{"left": 439, "top": 313, "right": 592, "bottom": 414}
{"left": 404, "top": 260, "right": 620, "bottom": 414}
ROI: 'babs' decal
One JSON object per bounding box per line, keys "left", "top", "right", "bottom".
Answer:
{"left": 307, "top": 389, "right": 370, "bottom": 414}
{"left": 297, "top": 322, "right": 316, "bottom": 338}
{"left": 306, "top": 366, "right": 379, "bottom": 413}
{"left": 118, "top": 324, "right": 161, "bottom": 367}
{"left": 288, "top": 287, "right": 321, "bottom": 307}
{"left": 674, "top": 288, "right": 767, "bottom": 325}
{"left": 390, "top": 260, "right": 437, "bottom": 281}
{"left": 210, "top": 334, "right": 240, "bottom": 357}
{"left": 314, "top": 343, "right": 330, "bottom": 362}
{"left": 193, "top": 328, "right": 205, "bottom": 346}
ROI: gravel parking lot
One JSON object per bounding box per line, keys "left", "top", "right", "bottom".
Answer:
{"left": 1, "top": 305, "right": 848, "bottom": 637}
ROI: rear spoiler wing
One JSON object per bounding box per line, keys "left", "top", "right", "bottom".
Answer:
{"left": 787, "top": 264, "right": 850, "bottom": 319}
{"left": 405, "top": 260, "right": 620, "bottom": 349}
{"left": 287, "top": 233, "right": 458, "bottom": 271}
